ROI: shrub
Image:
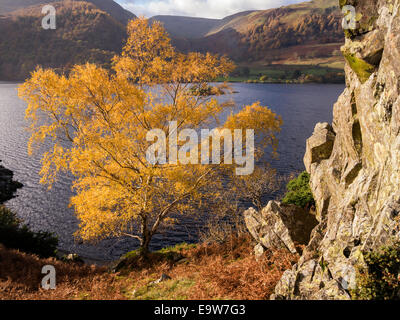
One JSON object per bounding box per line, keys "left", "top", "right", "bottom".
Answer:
{"left": 351, "top": 245, "right": 400, "bottom": 300}
{"left": 198, "top": 200, "right": 250, "bottom": 245}
{"left": 292, "top": 70, "right": 302, "bottom": 79}
{"left": 0, "top": 206, "right": 58, "bottom": 258}
{"left": 282, "top": 172, "right": 315, "bottom": 208}
{"left": 190, "top": 85, "right": 213, "bottom": 96}
{"left": 199, "top": 216, "right": 247, "bottom": 245}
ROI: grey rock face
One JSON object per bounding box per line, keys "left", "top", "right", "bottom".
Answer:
{"left": 244, "top": 201, "right": 318, "bottom": 256}
{"left": 304, "top": 123, "right": 336, "bottom": 173}
{"left": 273, "top": 0, "right": 400, "bottom": 300}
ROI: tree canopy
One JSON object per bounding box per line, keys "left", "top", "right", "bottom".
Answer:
{"left": 19, "top": 18, "right": 282, "bottom": 253}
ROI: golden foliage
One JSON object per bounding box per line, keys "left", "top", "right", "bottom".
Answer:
{"left": 19, "top": 18, "right": 282, "bottom": 252}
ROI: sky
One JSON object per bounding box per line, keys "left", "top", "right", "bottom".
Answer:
{"left": 116, "top": 0, "right": 306, "bottom": 19}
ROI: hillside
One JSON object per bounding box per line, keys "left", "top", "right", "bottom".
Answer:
{"left": 161, "top": 0, "right": 344, "bottom": 72}
{"left": 0, "top": 1, "right": 128, "bottom": 80}
{"left": 81, "top": 0, "right": 136, "bottom": 24}
{"left": 149, "top": 15, "right": 221, "bottom": 39}
{"left": 150, "top": 11, "right": 255, "bottom": 40}
{"left": 0, "top": 236, "right": 298, "bottom": 300}
{"left": 206, "top": 0, "right": 339, "bottom": 36}
{"left": 0, "top": 0, "right": 49, "bottom": 13}
{"left": 0, "top": 0, "right": 345, "bottom": 82}
{"left": 0, "top": 0, "right": 136, "bottom": 24}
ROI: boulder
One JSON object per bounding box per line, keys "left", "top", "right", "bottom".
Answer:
{"left": 244, "top": 201, "right": 318, "bottom": 256}
{"left": 150, "top": 273, "right": 172, "bottom": 285}
{"left": 304, "top": 123, "right": 335, "bottom": 172}
{"left": 61, "top": 253, "right": 85, "bottom": 265}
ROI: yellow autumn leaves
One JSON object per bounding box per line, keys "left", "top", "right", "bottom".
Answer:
{"left": 18, "top": 18, "right": 282, "bottom": 253}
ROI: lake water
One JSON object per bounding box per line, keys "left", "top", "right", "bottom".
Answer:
{"left": 0, "top": 82, "right": 344, "bottom": 262}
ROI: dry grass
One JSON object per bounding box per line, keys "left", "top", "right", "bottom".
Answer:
{"left": 0, "top": 236, "right": 298, "bottom": 300}
{"left": 0, "top": 244, "right": 127, "bottom": 300}
{"left": 174, "top": 236, "right": 298, "bottom": 300}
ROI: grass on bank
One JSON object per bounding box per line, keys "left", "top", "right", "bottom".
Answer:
{"left": 217, "top": 64, "right": 345, "bottom": 83}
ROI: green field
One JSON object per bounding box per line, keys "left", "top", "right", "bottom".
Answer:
{"left": 218, "top": 64, "right": 345, "bottom": 84}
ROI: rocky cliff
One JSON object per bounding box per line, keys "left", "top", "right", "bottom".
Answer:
{"left": 272, "top": 0, "right": 400, "bottom": 299}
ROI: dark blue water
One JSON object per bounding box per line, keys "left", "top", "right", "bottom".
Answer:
{"left": 0, "top": 82, "right": 343, "bottom": 262}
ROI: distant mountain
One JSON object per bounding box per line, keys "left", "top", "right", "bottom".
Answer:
{"left": 0, "top": 0, "right": 344, "bottom": 81}
{"left": 205, "top": 10, "right": 259, "bottom": 37}
{"left": 207, "top": 0, "right": 339, "bottom": 36}
{"left": 82, "top": 0, "right": 136, "bottom": 24}
{"left": 155, "top": 0, "right": 343, "bottom": 68}
{"left": 0, "top": 0, "right": 47, "bottom": 13}
{"left": 150, "top": 11, "right": 257, "bottom": 40}
{"left": 0, "top": 1, "right": 128, "bottom": 80}
{"left": 149, "top": 15, "right": 221, "bottom": 39}
{"left": 0, "top": 0, "right": 136, "bottom": 24}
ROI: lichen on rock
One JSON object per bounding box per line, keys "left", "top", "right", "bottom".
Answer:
{"left": 272, "top": 0, "right": 400, "bottom": 300}
{"left": 244, "top": 201, "right": 318, "bottom": 257}
{"left": 343, "top": 51, "right": 375, "bottom": 83}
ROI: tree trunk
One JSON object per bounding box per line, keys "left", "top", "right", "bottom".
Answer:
{"left": 140, "top": 232, "right": 151, "bottom": 256}
{"left": 140, "top": 215, "right": 152, "bottom": 256}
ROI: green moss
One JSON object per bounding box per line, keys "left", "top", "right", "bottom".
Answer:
{"left": 319, "top": 256, "right": 329, "bottom": 274}
{"left": 132, "top": 278, "right": 196, "bottom": 300}
{"left": 344, "top": 29, "right": 354, "bottom": 39}
{"left": 122, "top": 243, "right": 195, "bottom": 259}
{"left": 343, "top": 52, "right": 375, "bottom": 83}
{"left": 157, "top": 243, "right": 197, "bottom": 254}
{"left": 339, "top": 0, "right": 348, "bottom": 8}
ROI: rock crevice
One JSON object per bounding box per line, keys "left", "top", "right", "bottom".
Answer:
{"left": 244, "top": 202, "right": 318, "bottom": 257}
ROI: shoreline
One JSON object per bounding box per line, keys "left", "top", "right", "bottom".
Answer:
{"left": 216, "top": 79, "right": 345, "bottom": 85}
{"left": 0, "top": 79, "right": 345, "bottom": 85}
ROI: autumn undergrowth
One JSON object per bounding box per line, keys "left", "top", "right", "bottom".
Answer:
{"left": 0, "top": 235, "right": 298, "bottom": 300}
